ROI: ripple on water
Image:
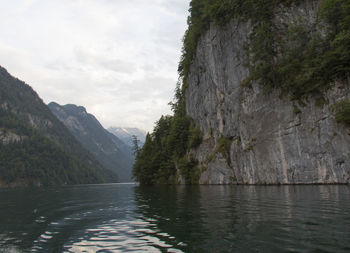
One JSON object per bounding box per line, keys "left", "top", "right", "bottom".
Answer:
{"left": 2, "top": 185, "right": 349, "bottom": 253}
{"left": 64, "top": 219, "right": 184, "bottom": 252}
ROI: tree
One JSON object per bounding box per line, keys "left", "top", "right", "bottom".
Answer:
{"left": 132, "top": 135, "right": 140, "bottom": 157}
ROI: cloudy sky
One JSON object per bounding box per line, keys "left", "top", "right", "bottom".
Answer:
{"left": 0, "top": 0, "right": 189, "bottom": 132}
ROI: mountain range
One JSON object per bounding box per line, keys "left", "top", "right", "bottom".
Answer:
{"left": 0, "top": 66, "right": 118, "bottom": 187}
{"left": 108, "top": 127, "right": 146, "bottom": 148}
{"left": 49, "top": 103, "right": 135, "bottom": 182}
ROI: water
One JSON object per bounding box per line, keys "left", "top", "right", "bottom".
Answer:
{"left": 0, "top": 184, "right": 349, "bottom": 252}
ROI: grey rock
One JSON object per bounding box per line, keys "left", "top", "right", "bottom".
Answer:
{"left": 0, "top": 130, "right": 24, "bottom": 144}
{"left": 185, "top": 1, "right": 350, "bottom": 184}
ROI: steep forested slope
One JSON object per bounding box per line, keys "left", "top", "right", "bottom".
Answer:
{"left": 49, "top": 103, "right": 134, "bottom": 182}
{"left": 0, "top": 66, "right": 118, "bottom": 187}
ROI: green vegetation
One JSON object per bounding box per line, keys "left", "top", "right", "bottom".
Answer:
{"left": 243, "top": 141, "right": 254, "bottom": 153}
{"left": 0, "top": 134, "right": 101, "bottom": 186}
{"left": 133, "top": 0, "right": 350, "bottom": 185}
{"left": 0, "top": 66, "right": 116, "bottom": 186}
{"left": 178, "top": 155, "right": 201, "bottom": 184}
{"left": 132, "top": 86, "right": 203, "bottom": 185}
{"left": 269, "top": 0, "right": 350, "bottom": 100}
{"left": 293, "top": 104, "right": 302, "bottom": 114}
{"left": 179, "top": 0, "right": 295, "bottom": 82}
{"left": 179, "top": 0, "right": 350, "bottom": 100}
{"left": 333, "top": 100, "right": 350, "bottom": 127}
{"left": 206, "top": 136, "right": 233, "bottom": 165}
{"left": 216, "top": 137, "right": 233, "bottom": 165}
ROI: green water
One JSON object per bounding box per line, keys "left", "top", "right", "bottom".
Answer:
{"left": 0, "top": 184, "right": 349, "bottom": 252}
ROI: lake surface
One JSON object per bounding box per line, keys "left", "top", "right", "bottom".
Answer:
{"left": 0, "top": 184, "right": 349, "bottom": 252}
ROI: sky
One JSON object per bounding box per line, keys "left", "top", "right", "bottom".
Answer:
{"left": 0, "top": 0, "right": 189, "bottom": 132}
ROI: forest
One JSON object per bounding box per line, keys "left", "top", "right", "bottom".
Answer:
{"left": 133, "top": 0, "right": 350, "bottom": 185}
{"left": 0, "top": 66, "right": 117, "bottom": 186}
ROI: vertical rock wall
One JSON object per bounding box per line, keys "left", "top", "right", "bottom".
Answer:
{"left": 185, "top": 1, "right": 350, "bottom": 184}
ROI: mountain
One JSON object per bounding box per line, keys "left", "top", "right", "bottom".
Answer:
{"left": 0, "top": 66, "right": 118, "bottom": 187}
{"left": 182, "top": 0, "right": 350, "bottom": 184}
{"left": 49, "top": 103, "right": 134, "bottom": 182}
{"left": 133, "top": 0, "right": 350, "bottom": 185}
{"left": 108, "top": 127, "right": 146, "bottom": 148}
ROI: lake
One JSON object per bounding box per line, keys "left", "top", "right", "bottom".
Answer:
{"left": 0, "top": 184, "right": 349, "bottom": 252}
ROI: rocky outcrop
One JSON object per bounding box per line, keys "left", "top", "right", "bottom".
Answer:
{"left": 0, "top": 129, "right": 24, "bottom": 144}
{"left": 185, "top": 1, "right": 350, "bottom": 184}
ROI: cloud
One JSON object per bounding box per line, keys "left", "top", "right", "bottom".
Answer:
{"left": 0, "top": 0, "right": 189, "bottom": 131}
{"left": 73, "top": 47, "right": 135, "bottom": 74}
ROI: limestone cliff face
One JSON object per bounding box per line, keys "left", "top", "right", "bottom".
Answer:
{"left": 185, "top": 1, "right": 350, "bottom": 184}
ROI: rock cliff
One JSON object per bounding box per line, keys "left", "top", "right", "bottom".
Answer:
{"left": 185, "top": 1, "right": 350, "bottom": 184}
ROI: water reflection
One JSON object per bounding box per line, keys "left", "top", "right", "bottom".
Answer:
{"left": 0, "top": 184, "right": 349, "bottom": 252}
{"left": 134, "top": 185, "right": 350, "bottom": 253}
{"left": 65, "top": 219, "right": 177, "bottom": 252}
{"left": 59, "top": 185, "right": 183, "bottom": 252}
{"left": 134, "top": 186, "right": 204, "bottom": 252}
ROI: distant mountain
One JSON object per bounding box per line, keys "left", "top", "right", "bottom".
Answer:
{"left": 0, "top": 66, "right": 118, "bottom": 187}
{"left": 49, "top": 103, "right": 134, "bottom": 182}
{"left": 108, "top": 127, "right": 146, "bottom": 148}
